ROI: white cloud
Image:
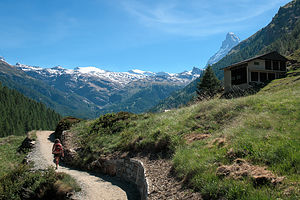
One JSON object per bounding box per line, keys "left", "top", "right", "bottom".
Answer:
{"left": 120, "top": 0, "right": 290, "bottom": 36}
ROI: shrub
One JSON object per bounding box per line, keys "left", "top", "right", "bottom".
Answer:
{"left": 0, "top": 165, "right": 80, "bottom": 200}
{"left": 54, "top": 117, "right": 82, "bottom": 138}
{"left": 90, "top": 112, "right": 137, "bottom": 135}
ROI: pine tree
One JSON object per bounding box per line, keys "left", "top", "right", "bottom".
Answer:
{"left": 196, "top": 65, "right": 222, "bottom": 99}
{"left": 0, "top": 82, "right": 62, "bottom": 137}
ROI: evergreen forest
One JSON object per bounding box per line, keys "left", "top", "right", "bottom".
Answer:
{"left": 0, "top": 82, "right": 61, "bottom": 137}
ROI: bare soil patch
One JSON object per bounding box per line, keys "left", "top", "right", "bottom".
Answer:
{"left": 185, "top": 133, "right": 209, "bottom": 144}
{"left": 216, "top": 158, "right": 285, "bottom": 186}
{"left": 138, "top": 157, "right": 202, "bottom": 200}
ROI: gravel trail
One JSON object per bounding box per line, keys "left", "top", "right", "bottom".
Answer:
{"left": 27, "top": 131, "right": 131, "bottom": 200}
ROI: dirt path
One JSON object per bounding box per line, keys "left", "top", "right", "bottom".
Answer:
{"left": 28, "top": 131, "right": 133, "bottom": 200}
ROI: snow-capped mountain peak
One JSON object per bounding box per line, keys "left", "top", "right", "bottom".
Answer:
{"left": 75, "top": 66, "right": 106, "bottom": 74}
{"left": 51, "top": 66, "right": 65, "bottom": 70}
{"left": 16, "top": 63, "right": 203, "bottom": 87}
{"left": 16, "top": 63, "right": 43, "bottom": 71}
{"left": 206, "top": 32, "right": 240, "bottom": 66}
{"left": 14, "top": 63, "right": 203, "bottom": 114}
{"left": 128, "top": 69, "right": 155, "bottom": 76}
{"left": 227, "top": 32, "right": 239, "bottom": 43}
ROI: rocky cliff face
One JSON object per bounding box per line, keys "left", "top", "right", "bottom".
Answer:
{"left": 206, "top": 32, "right": 240, "bottom": 66}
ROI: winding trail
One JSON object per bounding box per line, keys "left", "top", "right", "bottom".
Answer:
{"left": 28, "top": 131, "right": 136, "bottom": 200}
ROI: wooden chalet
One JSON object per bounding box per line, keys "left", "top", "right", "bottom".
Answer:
{"left": 222, "top": 51, "right": 288, "bottom": 92}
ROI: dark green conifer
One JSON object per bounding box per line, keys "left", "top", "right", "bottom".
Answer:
{"left": 196, "top": 65, "right": 222, "bottom": 99}
{"left": 0, "top": 82, "right": 61, "bottom": 137}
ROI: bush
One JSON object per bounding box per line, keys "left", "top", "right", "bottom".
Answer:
{"left": 0, "top": 165, "right": 80, "bottom": 200}
{"left": 54, "top": 117, "right": 82, "bottom": 138}
{"left": 90, "top": 112, "right": 136, "bottom": 135}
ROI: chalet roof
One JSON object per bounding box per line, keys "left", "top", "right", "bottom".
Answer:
{"left": 221, "top": 51, "right": 288, "bottom": 70}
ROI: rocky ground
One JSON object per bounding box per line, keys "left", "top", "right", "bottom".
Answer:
{"left": 139, "top": 157, "right": 202, "bottom": 200}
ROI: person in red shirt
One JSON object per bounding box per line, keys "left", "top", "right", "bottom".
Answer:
{"left": 52, "top": 139, "right": 64, "bottom": 169}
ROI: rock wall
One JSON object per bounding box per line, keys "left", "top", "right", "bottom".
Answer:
{"left": 61, "top": 131, "right": 149, "bottom": 200}
{"left": 99, "top": 158, "right": 149, "bottom": 200}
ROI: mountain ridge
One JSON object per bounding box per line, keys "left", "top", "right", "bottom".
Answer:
{"left": 1, "top": 59, "right": 203, "bottom": 118}
{"left": 16, "top": 63, "right": 201, "bottom": 84}
{"left": 150, "top": 0, "right": 300, "bottom": 112}
{"left": 206, "top": 32, "right": 240, "bottom": 66}
{"left": 19, "top": 64, "right": 203, "bottom": 115}
{"left": 0, "top": 60, "right": 100, "bottom": 118}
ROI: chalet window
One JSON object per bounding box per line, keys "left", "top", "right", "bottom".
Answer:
{"left": 280, "top": 61, "right": 286, "bottom": 71}
{"left": 260, "top": 72, "right": 267, "bottom": 82}
{"left": 251, "top": 72, "right": 258, "bottom": 81}
{"left": 265, "top": 60, "right": 271, "bottom": 70}
{"left": 273, "top": 61, "right": 279, "bottom": 70}
{"left": 231, "top": 67, "right": 247, "bottom": 85}
{"left": 254, "top": 62, "right": 260, "bottom": 65}
{"left": 268, "top": 73, "right": 275, "bottom": 80}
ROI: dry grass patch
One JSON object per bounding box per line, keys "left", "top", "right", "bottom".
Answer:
{"left": 185, "top": 133, "right": 210, "bottom": 144}
{"left": 217, "top": 158, "right": 285, "bottom": 186}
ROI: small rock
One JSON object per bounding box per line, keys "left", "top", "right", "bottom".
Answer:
{"left": 216, "top": 166, "right": 231, "bottom": 176}
{"left": 234, "top": 158, "right": 246, "bottom": 165}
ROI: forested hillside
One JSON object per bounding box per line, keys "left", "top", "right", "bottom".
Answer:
{"left": 100, "top": 83, "right": 184, "bottom": 114}
{"left": 148, "top": 77, "right": 200, "bottom": 112}
{"left": 0, "top": 60, "right": 100, "bottom": 119}
{"left": 0, "top": 82, "right": 61, "bottom": 137}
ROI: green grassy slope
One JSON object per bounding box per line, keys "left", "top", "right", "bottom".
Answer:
{"left": 0, "top": 136, "right": 26, "bottom": 177}
{"left": 172, "top": 71, "right": 300, "bottom": 199}
{"left": 69, "top": 68, "right": 300, "bottom": 199}
{"left": 0, "top": 134, "right": 80, "bottom": 199}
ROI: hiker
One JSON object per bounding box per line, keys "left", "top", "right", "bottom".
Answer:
{"left": 52, "top": 139, "right": 64, "bottom": 169}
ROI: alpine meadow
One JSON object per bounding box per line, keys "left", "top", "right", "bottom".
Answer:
{"left": 0, "top": 0, "right": 299, "bottom": 200}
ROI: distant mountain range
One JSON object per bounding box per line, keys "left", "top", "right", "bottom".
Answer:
{"left": 206, "top": 32, "right": 240, "bottom": 66}
{"left": 0, "top": 60, "right": 100, "bottom": 119}
{"left": 149, "top": 33, "right": 240, "bottom": 113}
{"left": 0, "top": 80, "right": 61, "bottom": 137}
{"left": 3, "top": 0, "right": 298, "bottom": 117}
{"left": 0, "top": 32, "right": 239, "bottom": 117}
{"left": 150, "top": 0, "right": 300, "bottom": 112}
{"left": 0, "top": 59, "right": 202, "bottom": 118}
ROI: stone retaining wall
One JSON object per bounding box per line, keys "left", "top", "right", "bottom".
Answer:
{"left": 87, "top": 158, "right": 149, "bottom": 199}
{"left": 61, "top": 131, "right": 149, "bottom": 199}
{"left": 113, "top": 159, "right": 148, "bottom": 200}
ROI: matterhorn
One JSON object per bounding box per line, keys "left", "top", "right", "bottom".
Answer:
{"left": 206, "top": 32, "right": 240, "bottom": 66}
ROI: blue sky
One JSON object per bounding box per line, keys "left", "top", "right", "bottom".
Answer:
{"left": 0, "top": 0, "right": 291, "bottom": 73}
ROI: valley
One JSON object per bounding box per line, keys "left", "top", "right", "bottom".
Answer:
{"left": 1, "top": 0, "right": 300, "bottom": 200}
{"left": 0, "top": 60, "right": 202, "bottom": 119}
